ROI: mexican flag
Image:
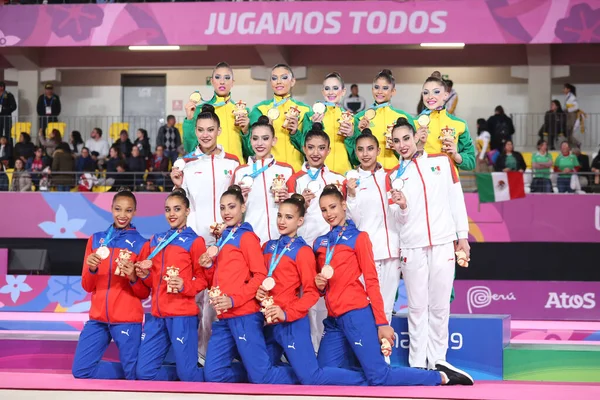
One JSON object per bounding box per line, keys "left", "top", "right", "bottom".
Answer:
{"left": 476, "top": 172, "right": 526, "bottom": 203}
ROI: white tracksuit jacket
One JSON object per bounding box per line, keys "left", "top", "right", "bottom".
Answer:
{"left": 386, "top": 152, "right": 469, "bottom": 248}
{"left": 233, "top": 156, "right": 295, "bottom": 244}
{"left": 181, "top": 145, "right": 240, "bottom": 245}
{"left": 286, "top": 163, "right": 345, "bottom": 247}
{"left": 346, "top": 165, "right": 400, "bottom": 260}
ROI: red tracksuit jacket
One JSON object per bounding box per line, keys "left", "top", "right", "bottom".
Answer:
{"left": 262, "top": 235, "right": 320, "bottom": 323}
{"left": 209, "top": 222, "right": 266, "bottom": 319}
{"left": 81, "top": 225, "right": 148, "bottom": 324}
{"left": 313, "top": 220, "right": 388, "bottom": 326}
{"left": 138, "top": 227, "right": 208, "bottom": 318}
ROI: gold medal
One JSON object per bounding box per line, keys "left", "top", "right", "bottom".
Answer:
{"left": 364, "top": 109, "right": 376, "bottom": 120}
{"left": 312, "top": 102, "right": 326, "bottom": 115}
{"left": 417, "top": 115, "right": 430, "bottom": 127}
{"left": 189, "top": 91, "right": 202, "bottom": 104}
{"left": 267, "top": 108, "right": 280, "bottom": 121}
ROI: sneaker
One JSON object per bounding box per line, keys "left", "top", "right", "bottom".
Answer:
{"left": 435, "top": 360, "right": 474, "bottom": 386}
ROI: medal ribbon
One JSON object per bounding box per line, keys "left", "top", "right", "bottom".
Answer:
{"left": 248, "top": 158, "right": 275, "bottom": 179}
{"left": 100, "top": 226, "right": 118, "bottom": 248}
{"left": 272, "top": 96, "right": 290, "bottom": 109}
{"left": 216, "top": 223, "right": 241, "bottom": 251}
{"left": 306, "top": 165, "right": 322, "bottom": 181}
{"left": 325, "top": 224, "right": 347, "bottom": 266}
{"left": 147, "top": 229, "right": 181, "bottom": 260}
{"left": 212, "top": 94, "right": 232, "bottom": 108}
{"left": 420, "top": 106, "right": 443, "bottom": 116}
{"left": 267, "top": 237, "right": 296, "bottom": 277}
{"left": 372, "top": 102, "right": 390, "bottom": 110}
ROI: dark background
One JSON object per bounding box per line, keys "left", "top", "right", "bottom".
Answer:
{"left": 1, "top": 239, "right": 598, "bottom": 281}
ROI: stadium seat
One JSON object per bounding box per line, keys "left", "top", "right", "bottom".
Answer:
{"left": 11, "top": 122, "right": 32, "bottom": 142}
{"left": 46, "top": 122, "right": 66, "bottom": 137}
{"left": 110, "top": 122, "right": 130, "bottom": 143}
{"left": 522, "top": 152, "right": 532, "bottom": 169}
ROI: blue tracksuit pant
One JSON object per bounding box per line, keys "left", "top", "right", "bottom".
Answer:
{"left": 72, "top": 320, "right": 141, "bottom": 380}
{"left": 204, "top": 312, "right": 298, "bottom": 384}
{"left": 136, "top": 315, "right": 204, "bottom": 382}
{"left": 264, "top": 315, "right": 368, "bottom": 385}
{"left": 318, "top": 305, "right": 442, "bottom": 386}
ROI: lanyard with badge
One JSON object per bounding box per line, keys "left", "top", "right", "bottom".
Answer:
{"left": 44, "top": 96, "right": 54, "bottom": 115}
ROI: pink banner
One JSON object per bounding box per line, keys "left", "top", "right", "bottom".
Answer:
{"left": 0, "top": 1, "right": 599, "bottom": 47}
{"left": 0, "top": 192, "right": 598, "bottom": 242}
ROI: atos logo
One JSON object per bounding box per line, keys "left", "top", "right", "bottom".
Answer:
{"left": 545, "top": 292, "right": 596, "bottom": 309}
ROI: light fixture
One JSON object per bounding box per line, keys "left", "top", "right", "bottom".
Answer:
{"left": 128, "top": 45, "right": 181, "bottom": 51}
{"left": 420, "top": 43, "right": 465, "bottom": 48}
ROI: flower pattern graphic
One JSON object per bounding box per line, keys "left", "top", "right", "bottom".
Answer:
{"left": 0, "top": 276, "right": 33, "bottom": 303}
{"left": 47, "top": 276, "right": 86, "bottom": 308}
{"left": 0, "top": 30, "right": 20, "bottom": 47}
{"left": 39, "top": 205, "right": 86, "bottom": 238}
{"left": 555, "top": 3, "right": 600, "bottom": 43}
{"left": 48, "top": 5, "right": 104, "bottom": 42}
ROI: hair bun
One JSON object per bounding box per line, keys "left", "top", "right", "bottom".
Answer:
{"left": 290, "top": 193, "right": 305, "bottom": 204}
{"left": 312, "top": 122, "right": 324, "bottom": 132}
{"left": 117, "top": 186, "right": 132, "bottom": 193}
{"left": 361, "top": 128, "right": 373, "bottom": 135}
{"left": 257, "top": 115, "right": 270, "bottom": 125}
{"left": 396, "top": 117, "right": 409, "bottom": 125}
{"left": 201, "top": 104, "right": 216, "bottom": 114}
{"left": 430, "top": 71, "right": 442, "bottom": 79}
{"left": 172, "top": 187, "right": 187, "bottom": 197}
{"left": 381, "top": 69, "right": 393, "bottom": 77}
{"left": 228, "top": 184, "right": 242, "bottom": 194}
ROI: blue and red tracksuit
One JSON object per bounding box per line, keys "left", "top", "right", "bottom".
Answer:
{"left": 203, "top": 222, "right": 298, "bottom": 384}
{"left": 136, "top": 227, "right": 208, "bottom": 382}
{"left": 262, "top": 235, "right": 367, "bottom": 386}
{"left": 72, "top": 225, "right": 148, "bottom": 380}
{"left": 314, "top": 220, "right": 442, "bottom": 386}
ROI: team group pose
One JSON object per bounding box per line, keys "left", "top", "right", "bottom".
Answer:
{"left": 74, "top": 63, "right": 475, "bottom": 387}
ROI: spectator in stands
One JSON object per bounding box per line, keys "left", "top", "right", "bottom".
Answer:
{"left": 150, "top": 145, "right": 170, "bottom": 188}
{"left": 0, "top": 164, "right": 8, "bottom": 191}
{"left": 134, "top": 128, "right": 152, "bottom": 161}
{"left": 27, "top": 146, "right": 49, "bottom": 187}
{"left": 475, "top": 118, "right": 492, "bottom": 173}
{"left": 539, "top": 100, "right": 566, "bottom": 151}
{"left": 39, "top": 128, "right": 62, "bottom": 158}
{"left": 37, "top": 83, "right": 61, "bottom": 134}
{"left": 10, "top": 159, "right": 32, "bottom": 192}
{"left": 70, "top": 130, "right": 84, "bottom": 156}
{"left": 563, "top": 83, "right": 579, "bottom": 144}
{"left": 0, "top": 81, "right": 17, "bottom": 139}
{"left": 114, "top": 129, "right": 133, "bottom": 158}
{"left": 106, "top": 145, "right": 123, "bottom": 173}
{"left": 85, "top": 127, "right": 110, "bottom": 159}
{"left": 592, "top": 150, "right": 600, "bottom": 186}
{"left": 494, "top": 140, "right": 526, "bottom": 172}
{"left": 143, "top": 179, "right": 160, "bottom": 193}
{"left": 487, "top": 106, "right": 515, "bottom": 151}
{"left": 554, "top": 141, "right": 580, "bottom": 193}
{"left": 76, "top": 147, "right": 95, "bottom": 172}
{"left": 0, "top": 136, "right": 13, "bottom": 168}
{"left": 52, "top": 142, "right": 75, "bottom": 192}
{"left": 156, "top": 115, "right": 181, "bottom": 164}
{"left": 530, "top": 139, "right": 554, "bottom": 193}
{"left": 109, "top": 161, "right": 130, "bottom": 192}
{"left": 14, "top": 132, "right": 35, "bottom": 164}
{"left": 444, "top": 79, "right": 458, "bottom": 115}
{"left": 127, "top": 145, "right": 146, "bottom": 187}
{"left": 343, "top": 84, "right": 366, "bottom": 114}
{"left": 573, "top": 147, "right": 591, "bottom": 189}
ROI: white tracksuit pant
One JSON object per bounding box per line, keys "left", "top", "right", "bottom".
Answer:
{"left": 375, "top": 258, "right": 402, "bottom": 323}
{"left": 401, "top": 242, "right": 455, "bottom": 369}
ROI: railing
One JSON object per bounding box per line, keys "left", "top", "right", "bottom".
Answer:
{"left": 3, "top": 115, "right": 187, "bottom": 146}
{"left": 3, "top": 170, "right": 599, "bottom": 194}
{"left": 510, "top": 113, "right": 599, "bottom": 151}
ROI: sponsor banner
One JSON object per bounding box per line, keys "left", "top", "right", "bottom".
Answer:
{"left": 452, "top": 280, "right": 600, "bottom": 321}
{"left": 0, "top": 192, "right": 598, "bottom": 242}
{"left": 0, "top": 1, "right": 599, "bottom": 47}
{"left": 391, "top": 314, "right": 510, "bottom": 381}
